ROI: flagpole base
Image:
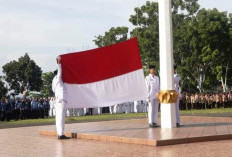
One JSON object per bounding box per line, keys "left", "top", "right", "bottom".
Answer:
{"left": 161, "top": 103, "right": 176, "bottom": 128}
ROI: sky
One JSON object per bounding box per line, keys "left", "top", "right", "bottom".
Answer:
{"left": 0, "top": 0, "right": 231, "bottom": 75}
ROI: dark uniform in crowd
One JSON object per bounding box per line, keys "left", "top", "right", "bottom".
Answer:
{"left": 10, "top": 99, "right": 15, "bottom": 120}
{"left": 1, "top": 98, "right": 6, "bottom": 121}
{"left": 186, "top": 94, "right": 191, "bottom": 110}
{"left": 180, "top": 94, "right": 185, "bottom": 110}
{"left": 38, "top": 99, "right": 44, "bottom": 118}
{"left": 31, "top": 98, "right": 38, "bottom": 119}
{"left": 43, "top": 99, "right": 50, "bottom": 118}
{"left": 228, "top": 92, "right": 232, "bottom": 108}
{"left": 14, "top": 99, "right": 21, "bottom": 120}
{"left": 20, "top": 99, "right": 26, "bottom": 120}
{"left": 0, "top": 100, "right": 2, "bottom": 122}
{"left": 25, "top": 99, "right": 31, "bottom": 119}
{"left": 222, "top": 93, "right": 228, "bottom": 108}
{"left": 102, "top": 107, "right": 110, "bottom": 114}
{"left": 5, "top": 99, "right": 12, "bottom": 121}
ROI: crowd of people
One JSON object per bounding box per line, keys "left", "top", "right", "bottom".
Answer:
{"left": 0, "top": 97, "right": 50, "bottom": 122}
{"left": 0, "top": 91, "right": 232, "bottom": 122}
{"left": 180, "top": 92, "right": 232, "bottom": 110}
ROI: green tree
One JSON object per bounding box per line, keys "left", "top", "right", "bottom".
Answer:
{"left": 129, "top": 0, "right": 200, "bottom": 85}
{"left": 188, "top": 9, "right": 231, "bottom": 92}
{"left": 41, "top": 72, "right": 55, "bottom": 97}
{"left": 2, "top": 53, "right": 42, "bottom": 94}
{"left": 93, "top": 26, "right": 129, "bottom": 47}
{"left": 93, "top": 1, "right": 232, "bottom": 93}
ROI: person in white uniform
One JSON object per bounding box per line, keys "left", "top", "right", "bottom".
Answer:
{"left": 174, "top": 65, "right": 181, "bottom": 127}
{"left": 125, "top": 102, "right": 131, "bottom": 114}
{"left": 49, "top": 97, "right": 55, "bottom": 117}
{"left": 52, "top": 57, "right": 70, "bottom": 140}
{"left": 145, "top": 65, "right": 160, "bottom": 128}
{"left": 109, "top": 105, "right": 115, "bottom": 114}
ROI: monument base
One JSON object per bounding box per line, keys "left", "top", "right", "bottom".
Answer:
{"left": 40, "top": 116, "right": 232, "bottom": 146}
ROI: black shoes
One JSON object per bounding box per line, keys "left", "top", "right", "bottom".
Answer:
{"left": 149, "top": 123, "right": 160, "bottom": 128}
{"left": 58, "top": 135, "right": 70, "bottom": 140}
{"left": 149, "top": 123, "right": 182, "bottom": 128}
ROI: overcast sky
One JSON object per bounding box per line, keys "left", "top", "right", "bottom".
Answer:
{"left": 0, "top": 0, "right": 231, "bottom": 75}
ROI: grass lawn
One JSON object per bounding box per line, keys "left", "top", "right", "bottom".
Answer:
{"left": 1, "top": 108, "right": 232, "bottom": 129}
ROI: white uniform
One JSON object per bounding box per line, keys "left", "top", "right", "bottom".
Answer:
{"left": 109, "top": 105, "right": 115, "bottom": 114}
{"left": 174, "top": 74, "right": 181, "bottom": 124}
{"left": 77, "top": 108, "right": 84, "bottom": 116}
{"left": 134, "top": 101, "right": 139, "bottom": 113}
{"left": 92, "top": 107, "right": 102, "bottom": 115}
{"left": 117, "top": 104, "right": 123, "bottom": 114}
{"left": 145, "top": 74, "right": 160, "bottom": 124}
{"left": 52, "top": 64, "right": 67, "bottom": 136}
{"left": 49, "top": 98, "right": 55, "bottom": 117}
{"left": 124, "top": 102, "right": 131, "bottom": 114}
{"left": 143, "top": 100, "right": 148, "bottom": 113}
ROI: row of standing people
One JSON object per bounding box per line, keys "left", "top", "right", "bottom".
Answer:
{"left": 0, "top": 97, "right": 50, "bottom": 122}
{"left": 180, "top": 92, "right": 232, "bottom": 110}
{"left": 49, "top": 98, "right": 149, "bottom": 117}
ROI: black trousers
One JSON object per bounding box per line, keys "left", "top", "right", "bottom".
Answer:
{"left": 1, "top": 111, "right": 5, "bottom": 121}
{"left": 102, "top": 107, "right": 110, "bottom": 113}
{"left": 20, "top": 110, "right": 25, "bottom": 120}
{"left": 223, "top": 101, "right": 228, "bottom": 108}
{"left": 212, "top": 102, "right": 216, "bottom": 108}
{"left": 31, "top": 109, "right": 38, "bottom": 119}
{"left": 88, "top": 108, "right": 93, "bottom": 115}
{"left": 14, "top": 109, "right": 20, "bottom": 120}
{"left": 197, "top": 103, "right": 201, "bottom": 109}
{"left": 5, "top": 111, "right": 11, "bottom": 121}
{"left": 39, "top": 109, "right": 44, "bottom": 118}
{"left": 25, "top": 109, "right": 31, "bottom": 119}
{"left": 187, "top": 103, "right": 191, "bottom": 110}
{"left": 218, "top": 102, "right": 222, "bottom": 108}
{"left": 207, "top": 103, "right": 212, "bottom": 109}
{"left": 202, "top": 103, "right": 206, "bottom": 109}
{"left": 228, "top": 101, "right": 232, "bottom": 108}
{"left": 44, "top": 108, "right": 49, "bottom": 117}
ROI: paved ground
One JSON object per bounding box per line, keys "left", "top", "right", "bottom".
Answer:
{"left": 1, "top": 116, "right": 232, "bottom": 157}
{"left": 40, "top": 116, "right": 232, "bottom": 146}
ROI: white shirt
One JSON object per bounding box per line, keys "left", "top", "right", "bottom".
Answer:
{"left": 52, "top": 64, "right": 67, "bottom": 103}
{"left": 174, "top": 74, "right": 180, "bottom": 92}
{"left": 174, "top": 74, "right": 181, "bottom": 97}
{"left": 145, "top": 74, "right": 160, "bottom": 100}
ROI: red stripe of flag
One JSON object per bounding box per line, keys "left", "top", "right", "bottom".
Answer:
{"left": 60, "top": 37, "right": 142, "bottom": 84}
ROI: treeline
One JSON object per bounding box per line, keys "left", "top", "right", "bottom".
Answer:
{"left": 93, "top": 0, "right": 232, "bottom": 93}
{"left": 0, "top": 53, "right": 54, "bottom": 98}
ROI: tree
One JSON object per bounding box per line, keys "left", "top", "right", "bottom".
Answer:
{"left": 41, "top": 72, "right": 55, "bottom": 97}
{"left": 129, "top": 1, "right": 159, "bottom": 69}
{"left": 129, "top": 0, "right": 200, "bottom": 81}
{"left": 0, "top": 79, "right": 7, "bottom": 98}
{"left": 186, "top": 9, "right": 231, "bottom": 92}
{"left": 93, "top": 26, "right": 129, "bottom": 47}
{"left": 2, "top": 53, "right": 43, "bottom": 94}
{"left": 93, "top": 1, "right": 232, "bottom": 92}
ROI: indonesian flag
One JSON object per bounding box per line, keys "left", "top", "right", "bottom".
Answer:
{"left": 60, "top": 37, "right": 147, "bottom": 108}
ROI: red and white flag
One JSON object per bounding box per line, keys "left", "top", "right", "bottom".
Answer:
{"left": 60, "top": 37, "right": 147, "bottom": 108}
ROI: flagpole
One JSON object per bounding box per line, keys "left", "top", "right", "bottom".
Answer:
{"left": 158, "top": 0, "right": 177, "bottom": 128}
